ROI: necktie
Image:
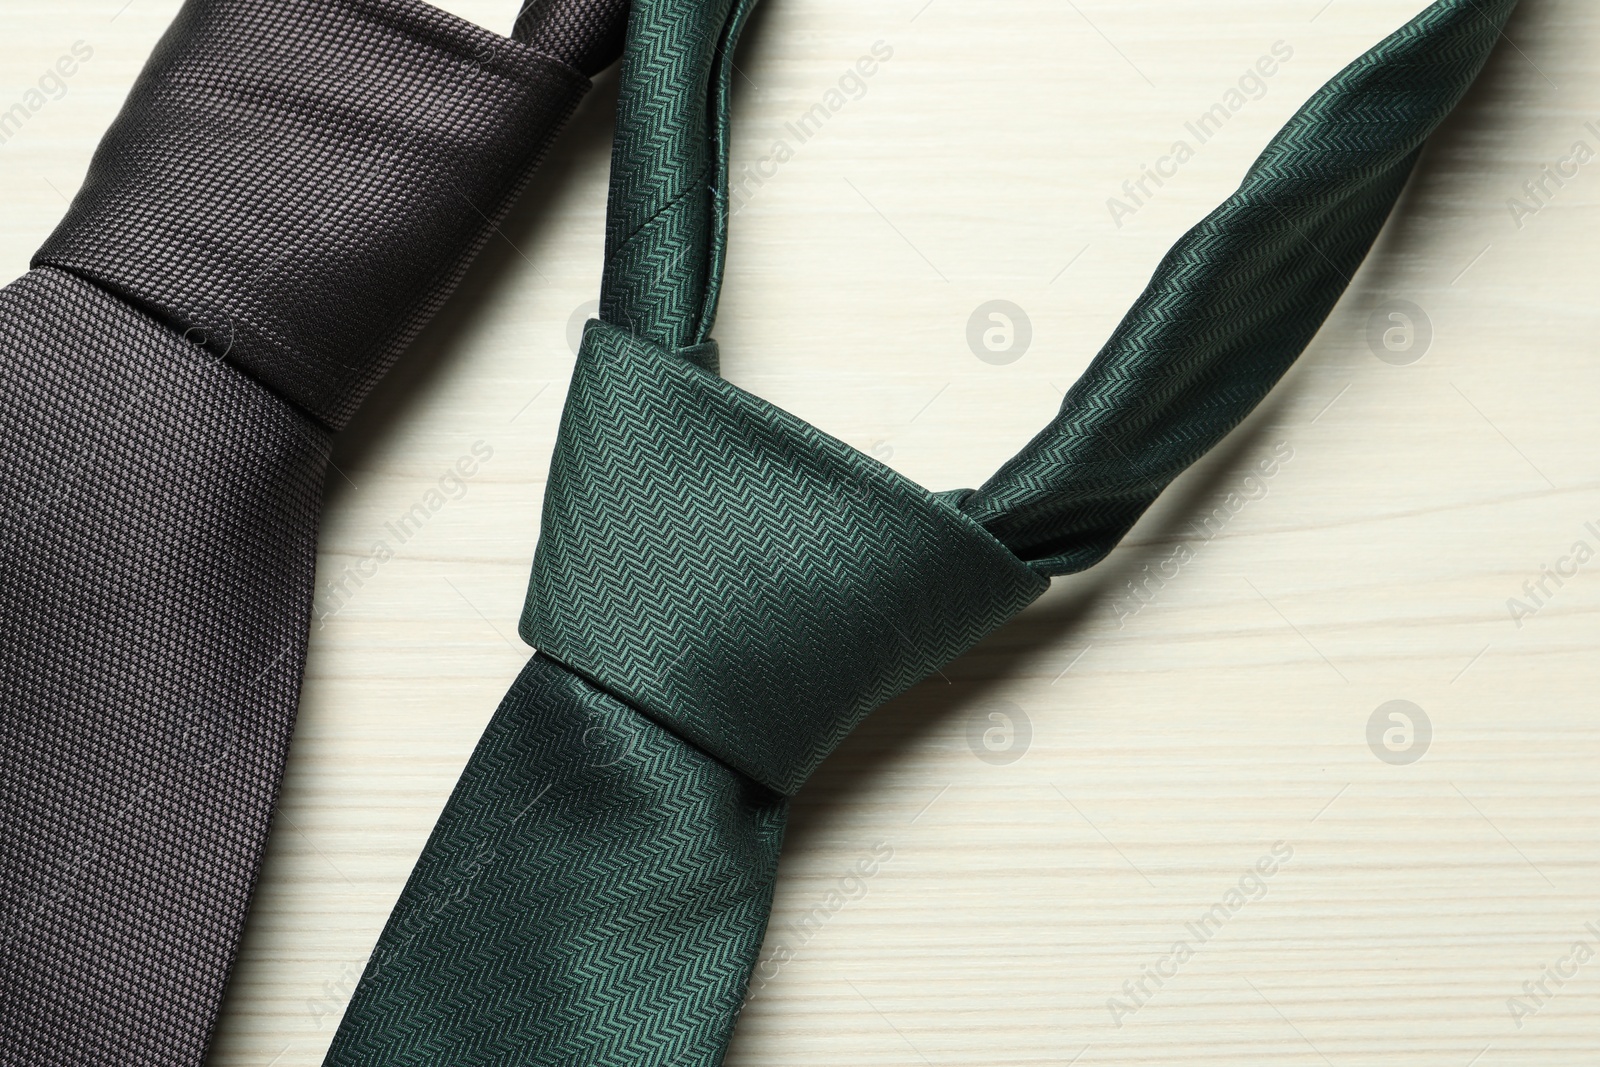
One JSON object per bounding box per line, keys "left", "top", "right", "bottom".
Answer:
{"left": 0, "top": 1, "right": 627, "bottom": 1064}
{"left": 324, "top": 0, "right": 1515, "bottom": 1063}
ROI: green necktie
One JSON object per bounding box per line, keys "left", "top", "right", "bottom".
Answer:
{"left": 324, "top": 1, "right": 1515, "bottom": 1062}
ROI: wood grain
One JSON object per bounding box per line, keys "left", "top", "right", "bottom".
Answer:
{"left": 3, "top": 1, "right": 1598, "bottom": 1063}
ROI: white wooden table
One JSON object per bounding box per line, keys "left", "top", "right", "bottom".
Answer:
{"left": 4, "top": 1, "right": 1598, "bottom": 1063}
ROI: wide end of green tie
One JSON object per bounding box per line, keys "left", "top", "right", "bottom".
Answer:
{"left": 323, "top": 653, "right": 787, "bottom": 1065}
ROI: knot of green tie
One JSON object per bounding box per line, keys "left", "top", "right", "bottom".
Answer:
{"left": 521, "top": 320, "right": 1046, "bottom": 795}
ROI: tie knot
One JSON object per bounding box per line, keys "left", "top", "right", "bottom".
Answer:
{"left": 34, "top": 0, "right": 590, "bottom": 429}
{"left": 521, "top": 321, "right": 1047, "bottom": 795}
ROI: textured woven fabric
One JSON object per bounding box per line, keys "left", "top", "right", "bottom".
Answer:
{"left": 326, "top": 654, "right": 787, "bottom": 1065}
{"left": 0, "top": 1, "right": 625, "bottom": 1064}
{"left": 327, "top": 1, "right": 1515, "bottom": 1064}
{"left": 515, "top": 0, "right": 632, "bottom": 76}
{"left": 522, "top": 321, "right": 1045, "bottom": 795}
{"left": 36, "top": 0, "right": 591, "bottom": 430}
{"left": 599, "top": 0, "right": 756, "bottom": 349}
{"left": 0, "top": 266, "right": 326, "bottom": 1067}
{"left": 961, "top": 0, "right": 1514, "bottom": 575}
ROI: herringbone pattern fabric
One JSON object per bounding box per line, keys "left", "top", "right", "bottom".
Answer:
{"left": 523, "top": 321, "right": 1045, "bottom": 795}
{"left": 325, "top": 655, "right": 787, "bottom": 1067}
{"left": 326, "top": 1, "right": 1515, "bottom": 1064}
{"left": 600, "top": 0, "right": 759, "bottom": 349}
{"left": 0, "top": 1, "right": 625, "bottom": 1063}
{"left": 961, "top": 0, "right": 1517, "bottom": 574}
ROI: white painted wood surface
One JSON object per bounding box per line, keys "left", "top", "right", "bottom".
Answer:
{"left": 4, "top": 1, "right": 1598, "bottom": 1063}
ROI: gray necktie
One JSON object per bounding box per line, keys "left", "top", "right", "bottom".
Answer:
{"left": 0, "top": 1, "right": 625, "bottom": 1063}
